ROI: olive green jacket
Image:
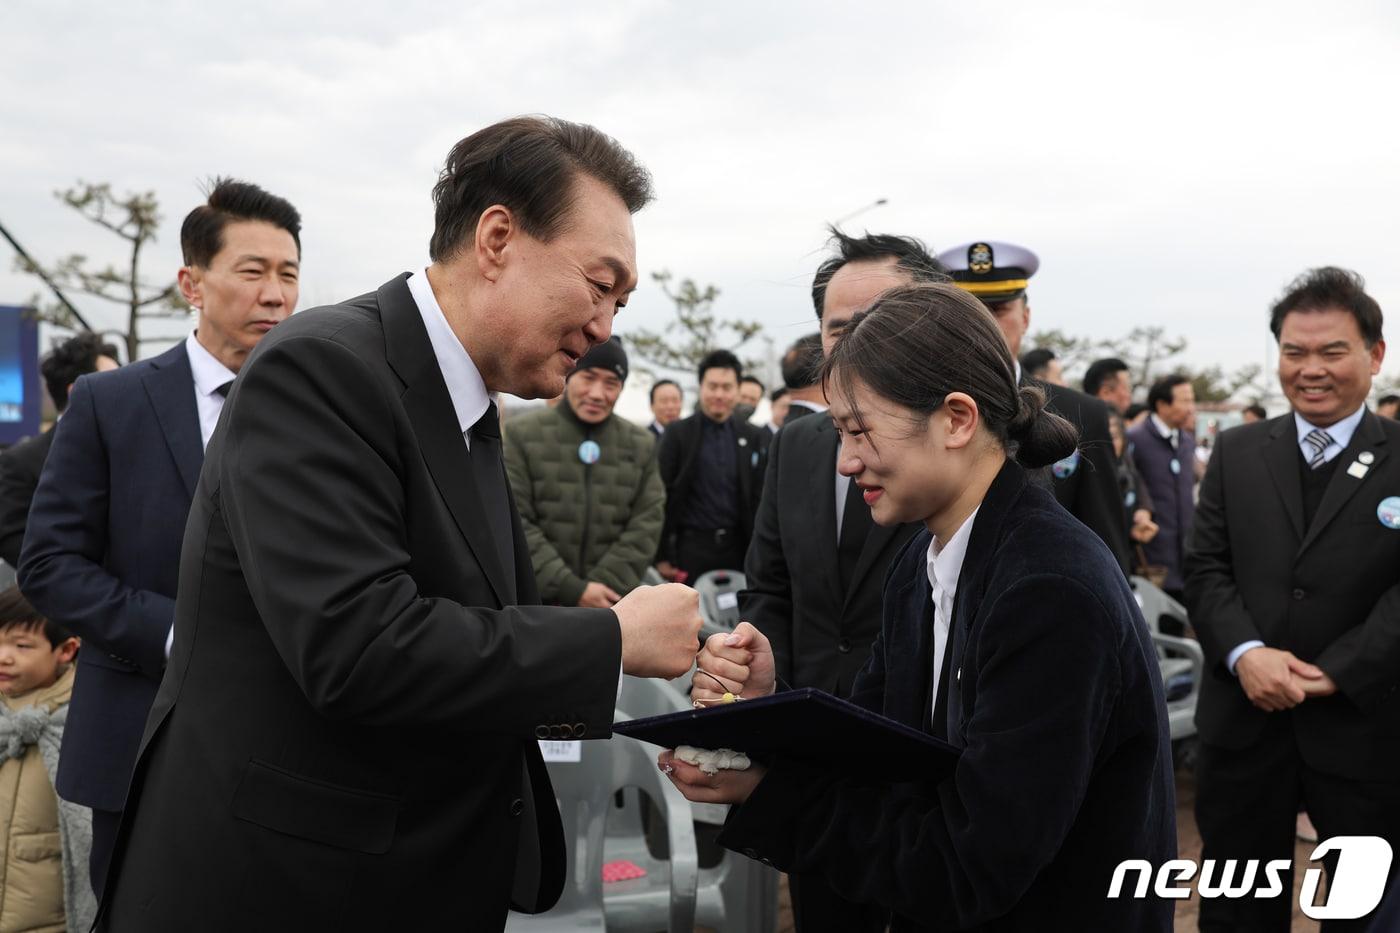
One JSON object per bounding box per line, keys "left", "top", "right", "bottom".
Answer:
{"left": 504, "top": 401, "right": 665, "bottom": 606}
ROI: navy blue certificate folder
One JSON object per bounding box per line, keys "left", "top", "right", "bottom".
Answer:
{"left": 613, "top": 687, "right": 960, "bottom": 783}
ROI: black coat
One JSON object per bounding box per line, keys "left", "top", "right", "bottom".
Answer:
{"left": 101, "top": 275, "right": 622, "bottom": 931}
{"left": 18, "top": 344, "right": 202, "bottom": 813}
{"left": 0, "top": 426, "right": 54, "bottom": 567}
{"left": 720, "top": 461, "right": 1176, "bottom": 931}
{"left": 656, "top": 410, "right": 767, "bottom": 561}
{"left": 1034, "top": 380, "right": 1133, "bottom": 576}
{"left": 741, "top": 412, "right": 919, "bottom": 695}
{"left": 1185, "top": 412, "right": 1400, "bottom": 778}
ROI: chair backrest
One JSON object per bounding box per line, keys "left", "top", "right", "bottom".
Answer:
{"left": 1130, "top": 575, "right": 1189, "bottom": 635}
{"left": 693, "top": 569, "right": 747, "bottom": 640}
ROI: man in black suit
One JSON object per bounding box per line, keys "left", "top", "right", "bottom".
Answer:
{"left": 741, "top": 231, "right": 938, "bottom": 932}
{"left": 19, "top": 179, "right": 302, "bottom": 898}
{"left": 656, "top": 349, "right": 767, "bottom": 581}
{"left": 0, "top": 333, "right": 119, "bottom": 568}
{"left": 938, "top": 240, "right": 1133, "bottom": 574}
{"left": 100, "top": 116, "right": 702, "bottom": 932}
{"left": 1186, "top": 267, "right": 1400, "bottom": 932}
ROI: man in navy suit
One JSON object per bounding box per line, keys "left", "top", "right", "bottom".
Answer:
{"left": 18, "top": 178, "right": 302, "bottom": 896}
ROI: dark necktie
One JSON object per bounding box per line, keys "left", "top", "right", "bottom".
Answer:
{"left": 214, "top": 381, "right": 233, "bottom": 398}
{"left": 470, "top": 401, "right": 515, "bottom": 593}
{"left": 837, "top": 477, "right": 872, "bottom": 593}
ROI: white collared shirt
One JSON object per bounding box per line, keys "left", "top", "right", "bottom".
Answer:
{"left": 927, "top": 508, "right": 979, "bottom": 716}
{"left": 1294, "top": 405, "right": 1365, "bottom": 466}
{"left": 184, "top": 332, "right": 237, "bottom": 449}
{"left": 406, "top": 268, "right": 490, "bottom": 448}
{"left": 1150, "top": 413, "right": 1180, "bottom": 449}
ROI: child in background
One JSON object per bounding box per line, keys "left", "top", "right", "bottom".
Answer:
{"left": 0, "top": 586, "right": 95, "bottom": 933}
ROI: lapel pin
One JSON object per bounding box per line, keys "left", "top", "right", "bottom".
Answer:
{"left": 1347, "top": 461, "right": 1370, "bottom": 479}
{"left": 738, "top": 437, "right": 748, "bottom": 447}
{"left": 956, "top": 667, "right": 962, "bottom": 682}
{"left": 1360, "top": 451, "right": 1376, "bottom": 465}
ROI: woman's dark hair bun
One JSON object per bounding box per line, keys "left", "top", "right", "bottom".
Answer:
{"left": 1008, "top": 384, "right": 1080, "bottom": 468}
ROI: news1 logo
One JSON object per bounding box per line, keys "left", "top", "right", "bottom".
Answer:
{"left": 1108, "top": 837, "right": 1393, "bottom": 920}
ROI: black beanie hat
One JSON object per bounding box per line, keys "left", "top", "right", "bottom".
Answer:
{"left": 569, "top": 337, "right": 628, "bottom": 383}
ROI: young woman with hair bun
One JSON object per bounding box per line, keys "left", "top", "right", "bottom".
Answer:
{"left": 662, "top": 283, "right": 1176, "bottom": 931}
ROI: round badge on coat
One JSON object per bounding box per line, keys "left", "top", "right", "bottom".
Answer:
{"left": 1051, "top": 450, "right": 1080, "bottom": 479}
{"left": 578, "top": 440, "right": 602, "bottom": 465}
{"left": 1378, "top": 496, "right": 1400, "bottom": 530}
{"left": 1170, "top": 458, "right": 1181, "bottom": 475}
{"left": 1125, "top": 490, "right": 1137, "bottom": 509}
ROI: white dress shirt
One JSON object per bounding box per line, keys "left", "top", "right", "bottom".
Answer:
{"left": 1149, "top": 413, "right": 1180, "bottom": 449}
{"left": 1225, "top": 404, "right": 1368, "bottom": 674}
{"left": 927, "top": 508, "right": 979, "bottom": 715}
{"left": 406, "top": 269, "right": 490, "bottom": 449}
{"left": 184, "top": 332, "right": 237, "bottom": 449}
{"left": 169, "top": 333, "right": 239, "bottom": 657}
{"left": 404, "top": 269, "right": 623, "bottom": 698}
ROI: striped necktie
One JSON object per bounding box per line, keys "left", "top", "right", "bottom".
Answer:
{"left": 1303, "top": 428, "right": 1335, "bottom": 469}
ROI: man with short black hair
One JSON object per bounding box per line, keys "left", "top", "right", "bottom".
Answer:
{"left": 1020, "top": 346, "right": 1063, "bottom": 385}
{"left": 648, "top": 378, "right": 682, "bottom": 438}
{"left": 1129, "top": 373, "right": 1197, "bottom": 600}
{"left": 1083, "top": 357, "right": 1134, "bottom": 413}
{"left": 1083, "top": 356, "right": 1157, "bottom": 552}
{"left": 1376, "top": 394, "right": 1400, "bottom": 420}
{"left": 0, "top": 333, "right": 120, "bottom": 567}
{"left": 20, "top": 178, "right": 301, "bottom": 900}
{"left": 765, "top": 387, "right": 790, "bottom": 438}
{"left": 505, "top": 338, "right": 664, "bottom": 609}
{"left": 780, "top": 332, "right": 826, "bottom": 424}
{"left": 736, "top": 374, "right": 765, "bottom": 425}
{"left": 744, "top": 230, "right": 940, "bottom": 933}
{"left": 657, "top": 349, "right": 767, "bottom": 581}
{"left": 97, "top": 117, "right": 702, "bottom": 930}
{"left": 1241, "top": 403, "right": 1268, "bottom": 424}
{"left": 1187, "top": 267, "right": 1400, "bottom": 930}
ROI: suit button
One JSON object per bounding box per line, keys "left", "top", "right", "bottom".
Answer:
{"left": 550, "top": 725, "right": 564, "bottom": 739}
{"left": 509, "top": 798, "right": 525, "bottom": 817}
{"left": 573, "top": 723, "right": 587, "bottom": 738}
{"left": 534, "top": 725, "right": 549, "bottom": 739}
{"left": 1292, "top": 588, "right": 1306, "bottom": 601}
{"left": 838, "top": 639, "right": 851, "bottom": 654}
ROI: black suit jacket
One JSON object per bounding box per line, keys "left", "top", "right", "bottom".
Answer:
{"left": 1034, "top": 380, "right": 1133, "bottom": 575}
{"left": 0, "top": 427, "right": 54, "bottom": 567}
{"left": 721, "top": 461, "right": 1175, "bottom": 931}
{"left": 101, "top": 276, "right": 621, "bottom": 931}
{"left": 18, "top": 344, "right": 202, "bottom": 813}
{"left": 1185, "top": 412, "right": 1400, "bottom": 779}
{"left": 741, "top": 413, "right": 919, "bottom": 695}
{"left": 656, "top": 411, "right": 767, "bottom": 561}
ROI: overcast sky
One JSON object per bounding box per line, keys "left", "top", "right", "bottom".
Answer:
{"left": 3, "top": 0, "right": 1398, "bottom": 393}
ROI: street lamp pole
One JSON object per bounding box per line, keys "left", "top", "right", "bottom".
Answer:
{"left": 832, "top": 197, "right": 889, "bottom": 227}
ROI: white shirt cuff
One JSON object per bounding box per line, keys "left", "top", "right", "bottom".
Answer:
{"left": 165, "top": 625, "right": 174, "bottom": 660}
{"left": 1226, "top": 640, "right": 1265, "bottom": 675}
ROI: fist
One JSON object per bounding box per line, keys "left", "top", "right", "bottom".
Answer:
{"left": 614, "top": 583, "right": 703, "bottom": 680}
{"left": 692, "top": 621, "right": 776, "bottom": 705}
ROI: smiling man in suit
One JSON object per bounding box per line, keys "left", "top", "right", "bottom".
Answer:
{"left": 739, "top": 230, "right": 941, "bottom": 933}
{"left": 99, "top": 117, "right": 702, "bottom": 932}
{"left": 1186, "top": 267, "right": 1400, "bottom": 932}
{"left": 18, "top": 179, "right": 301, "bottom": 899}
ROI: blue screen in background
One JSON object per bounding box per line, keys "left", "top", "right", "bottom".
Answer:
{"left": 0, "top": 306, "right": 41, "bottom": 443}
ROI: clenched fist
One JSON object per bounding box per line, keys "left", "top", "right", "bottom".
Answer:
{"left": 691, "top": 622, "right": 776, "bottom": 704}
{"left": 614, "top": 583, "right": 703, "bottom": 680}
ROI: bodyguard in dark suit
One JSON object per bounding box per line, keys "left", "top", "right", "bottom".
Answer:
{"left": 657, "top": 349, "right": 767, "bottom": 580}
{"left": 1186, "top": 268, "right": 1400, "bottom": 932}
{"left": 100, "top": 117, "right": 702, "bottom": 932}
{"left": 648, "top": 378, "right": 682, "bottom": 441}
{"left": 1129, "top": 373, "right": 1198, "bottom": 597}
{"left": 18, "top": 180, "right": 302, "bottom": 897}
{"left": 743, "top": 241, "right": 936, "bottom": 932}
{"left": 0, "top": 334, "right": 120, "bottom": 567}
{"left": 938, "top": 240, "right": 1133, "bottom": 575}
{"left": 671, "top": 284, "right": 1174, "bottom": 932}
